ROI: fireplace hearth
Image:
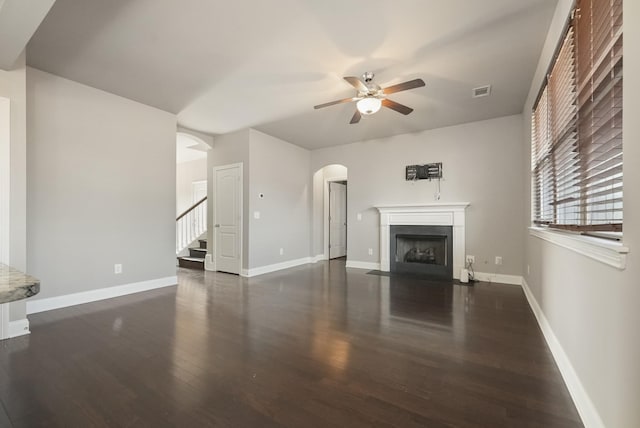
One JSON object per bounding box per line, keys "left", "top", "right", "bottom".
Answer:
{"left": 390, "top": 225, "right": 453, "bottom": 279}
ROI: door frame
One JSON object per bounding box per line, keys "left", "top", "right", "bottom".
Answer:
{"left": 0, "top": 97, "right": 10, "bottom": 266}
{"left": 208, "top": 162, "right": 243, "bottom": 274}
{"left": 0, "top": 97, "right": 10, "bottom": 339}
{"left": 323, "top": 174, "right": 347, "bottom": 260}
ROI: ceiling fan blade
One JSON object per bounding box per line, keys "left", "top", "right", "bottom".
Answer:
{"left": 382, "top": 99, "right": 414, "bottom": 115}
{"left": 344, "top": 76, "right": 368, "bottom": 92}
{"left": 383, "top": 78, "right": 425, "bottom": 95}
{"left": 350, "top": 110, "right": 362, "bottom": 124}
{"left": 314, "top": 97, "right": 359, "bottom": 109}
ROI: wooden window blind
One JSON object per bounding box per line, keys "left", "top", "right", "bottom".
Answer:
{"left": 532, "top": 0, "right": 623, "bottom": 232}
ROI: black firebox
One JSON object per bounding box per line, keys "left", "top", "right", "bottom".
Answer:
{"left": 390, "top": 225, "right": 453, "bottom": 280}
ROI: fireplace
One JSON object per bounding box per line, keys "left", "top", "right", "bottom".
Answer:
{"left": 376, "top": 203, "right": 469, "bottom": 279}
{"left": 390, "top": 225, "right": 453, "bottom": 279}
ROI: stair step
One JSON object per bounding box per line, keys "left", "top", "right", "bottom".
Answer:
{"left": 180, "top": 257, "right": 205, "bottom": 262}
{"left": 188, "top": 247, "right": 206, "bottom": 258}
{"left": 178, "top": 256, "right": 205, "bottom": 270}
{"left": 198, "top": 239, "right": 207, "bottom": 249}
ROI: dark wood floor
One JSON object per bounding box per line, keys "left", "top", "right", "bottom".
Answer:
{"left": 0, "top": 259, "right": 582, "bottom": 427}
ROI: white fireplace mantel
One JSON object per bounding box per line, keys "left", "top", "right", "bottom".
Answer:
{"left": 375, "top": 203, "right": 470, "bottom": 279}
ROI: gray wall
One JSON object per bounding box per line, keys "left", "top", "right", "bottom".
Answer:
{"left": 311, "top": 114, "right": 526, "bottom": 276}
{"left": 26, "top": 68, "right": 177, "bottom": 300}
{"left": 207, "top": 129, "right": 250, "bottom": 270}
{"left": 207, "top": 128, "right": 313, "bottom": 271}
{"left": 248, "top": 129, "right": 311, "bottom": 269}
{"left": 0, "top": 52, "right": 27, "bottom": 321}
{"left": 176, "top": 157, "right": 207, "bottom": 215}
{"left": 521, "top": 1, "right": 640, "bottom": 426}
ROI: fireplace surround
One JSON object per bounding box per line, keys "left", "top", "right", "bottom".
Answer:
{"left": 376, "top": 203, "right": 469, "bottom": 279}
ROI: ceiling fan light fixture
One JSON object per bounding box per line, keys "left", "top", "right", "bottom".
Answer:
{"left": 356, "top": 97, "right": 382, "bottom": 115}
{"left": 314, "top": 73, "right": 424, "bottom": 123}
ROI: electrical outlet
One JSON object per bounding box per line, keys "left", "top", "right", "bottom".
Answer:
{"left": 466, "top": 255, "right": 475, "bottom": 264}
{"left": 495, "top": 256, "right": 503, "bottom": 265}
{"left": 279, "top": 248, "right": 284, "bottom": 255}
{"left": 253, "top": 211, "right": 260, "bottom": 219}
{"left": 114, "top": 264, "right": 122, "bottom": 274}
{"left": 368, "top": 248, "right": 373, "bottom": 256}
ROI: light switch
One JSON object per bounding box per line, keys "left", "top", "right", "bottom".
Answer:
{"left": 253, "top": 211, "right": 260, "bottom": 219}
{"left": 357, "top": 213, "right": 362, "bottom": 221}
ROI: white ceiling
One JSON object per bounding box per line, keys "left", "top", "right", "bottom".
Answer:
{"left": 27, "top": 0, "right": 558, "bottom": 150}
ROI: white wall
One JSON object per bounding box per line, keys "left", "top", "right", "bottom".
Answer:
{"left": 176, "top": 157, "right": 207, "bottom": 215}
{"left": 521, "top": 1, "right": 640, "bottom": 427}
{"left": 248, "top": 129, "right": 311, "bottom": 269}
{"left": 0, "top": 52, "right": 27, "bottom": 321}
{"left": 26, "top": 68, "right": 177, "bottom": 300}
{"left": 311, "top": 114, "right": 526, "bottom": 276}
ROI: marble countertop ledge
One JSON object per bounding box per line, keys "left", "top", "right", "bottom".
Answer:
{"left": 0, "top": 263, "right": 40, "bottom": 304}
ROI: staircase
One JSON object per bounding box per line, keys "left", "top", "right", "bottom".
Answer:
{"left": 176, "top": 196, "right": 207, "bottom": 270}
{"left": 178, "top": 239, "right": 207, "bottom": 270}
{"left": 176, "top": 196, "right": 207, "bottom": 254}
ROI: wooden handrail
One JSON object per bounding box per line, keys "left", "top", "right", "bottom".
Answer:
{"left": 177, "top": 196, "right": 207, "bottom": 221}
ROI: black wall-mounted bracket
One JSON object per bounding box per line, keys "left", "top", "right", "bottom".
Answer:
{"left": 405, "top": 163, "right": 443, "bottom": 181}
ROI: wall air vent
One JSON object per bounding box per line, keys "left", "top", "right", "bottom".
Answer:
{"left": 472, "top": 85, "right": 491, "bottom": 98}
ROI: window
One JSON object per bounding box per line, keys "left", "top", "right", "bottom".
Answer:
{"left": 532, "top": 0, "right": 623, "bottom": 233}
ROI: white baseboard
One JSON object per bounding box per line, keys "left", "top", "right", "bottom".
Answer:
{"left": 237, "top": 255, "right": 324, "bottom": 278}
{"left": 242, "top": 257, "right": 314, "bottom": 278}
{"left": 345, "top": 260, "right": 380, "bottom": 270}
{"left": 26, "top": 276, "right": 178, "bottom": 315}
{"left": 204, "top": 254, "right": 215, "bottom": 271}
{"left": 9, "top": 318, "right": 30, "bottom": 338}
{"left": 521, "top": 278, "right": 603, "bottom": 428}
{"left": 473, "top": 271, "right": 523, "bottom": 286}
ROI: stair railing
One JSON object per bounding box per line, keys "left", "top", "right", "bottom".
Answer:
{"left": 176, "top": 196, "right": 207, "bottom": 254}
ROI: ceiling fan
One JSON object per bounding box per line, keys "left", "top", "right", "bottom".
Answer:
{"left": 314, "top": 72, "right": 425, "bottom": 124}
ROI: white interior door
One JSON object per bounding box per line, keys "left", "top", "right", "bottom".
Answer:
{"left": 214, "top": 164, "right": 241, "bottom": 274}
{"left": 329, "top": 182, "right": 347, "bottom": 259}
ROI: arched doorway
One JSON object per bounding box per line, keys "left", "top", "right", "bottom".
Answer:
{"left": 312, "top": 164, "right": 348, "bottom": 260}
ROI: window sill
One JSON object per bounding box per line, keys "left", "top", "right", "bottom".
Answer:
{"left": 529, "top": 227, "right": 628, "bottom": 270}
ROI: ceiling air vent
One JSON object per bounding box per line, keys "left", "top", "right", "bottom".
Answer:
{"left": 472, "top": 85, "right": 491, "bottom": 98}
